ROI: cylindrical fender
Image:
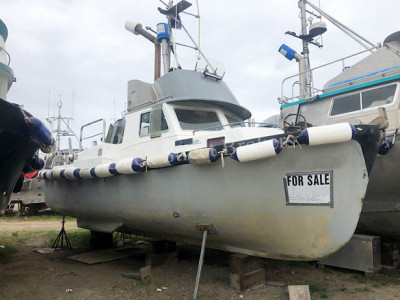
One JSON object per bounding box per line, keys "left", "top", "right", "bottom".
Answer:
{"left": 188, "top": 148, "right": 219, "bottom": 164}
{"left": 232, "top": 139, "right": 282, "bottom": 162}
{"left": 297, "top": 123, "right": 355, "bottom": 146}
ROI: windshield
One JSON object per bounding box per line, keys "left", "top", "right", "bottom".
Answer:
{"left": 175, "top": 109, "right": 222, "bottom": 131}
{"left": 225, "top": 113, "right": 244, "bottom": 128}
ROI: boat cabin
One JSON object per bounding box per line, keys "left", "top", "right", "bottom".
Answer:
{"left": 280, "top": 31, "right": 400, "bottom": 136}
{"left": 74, "top": 69, "right": 283, "bottom": 168}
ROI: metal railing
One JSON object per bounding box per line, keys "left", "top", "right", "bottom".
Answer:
{"left": 79, "top": 118, "right": 106, "bottom": 150}
{"left": 279, "top": 45, "right": 381, "bottom": 105}
{"left": 192, "top": 121, "right": 280, "bottom": 134}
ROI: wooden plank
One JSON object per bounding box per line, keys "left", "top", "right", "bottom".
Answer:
{"left": 68, "top": 248, "right": 142, "bottom": 264}
{"left": 288, "top": 285, "right": 311, "bottom": 300}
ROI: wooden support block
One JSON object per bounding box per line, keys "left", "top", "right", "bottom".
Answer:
{"left": 230, "top": 254, "right": 263, "bottom": 275}
{"left": 288, "top": 285, "right": 311, "bottom": 300}
{"left": 230, "top": 268, "right": 265, "bottom": 291}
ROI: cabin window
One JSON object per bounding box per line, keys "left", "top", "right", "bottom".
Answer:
{"left": 330, "top": 93, "right": 360, "bottom": 116}
{"left": 362, "top": 84, "right": 396, "bottom": 109}
{"left": 106, "top": 119, "right": 126, "bottom": 144}
{"left": 225, "top": 113, "right": 244, "bottom": 128}
{"left": 330, "top": 83, "right": 397, "bottom": 116}
{"left": 175, "top": 109, "right": 222, "bottom": 131}
{"left": 139, "top": 111, "right": 168, "bottom": 137}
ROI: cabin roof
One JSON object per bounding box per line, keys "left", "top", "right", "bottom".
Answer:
{"left": 127, "top": 69, "right": 251, "bottom": 119}
{"left": 323, "top": 31, "right": 400, "bottom": 92}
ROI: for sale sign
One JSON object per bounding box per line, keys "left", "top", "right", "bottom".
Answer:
{"left": 283, "top": 170, "right": 333, "bottom": 206}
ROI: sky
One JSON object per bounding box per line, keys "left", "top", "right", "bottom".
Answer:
{"left": 2, "top": 0, "right": 400, "bottom": 148}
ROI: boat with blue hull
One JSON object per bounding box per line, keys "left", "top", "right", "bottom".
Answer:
{"left": 0, "top": 19, "right": 53, "bottom": 212}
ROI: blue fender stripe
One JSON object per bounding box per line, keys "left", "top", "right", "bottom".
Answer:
{"left": 73, "top": 168, "right": 81, "bottom": 179}
{"left": 108, "top": 163, "right": 119, "bottom": 175}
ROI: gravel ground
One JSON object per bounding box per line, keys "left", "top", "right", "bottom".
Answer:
{"left": 1, "top": 217, "right": 400, "bottom": 299}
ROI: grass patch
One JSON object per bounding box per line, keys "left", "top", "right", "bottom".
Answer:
{"left": 62, "top": 229, "right": 90, "bottom": 247}
{"left": 371, "top": 281, "right": 389, "bottom": 288}
{"left": 0, "top": 228, "right": 90, "bottom": 252}
{"left": 309, "top": 284, "right": 329, "bottom": 298}
{"left": 0, "top": 213, "right": 75, "bottom": 222}
{"left": 353, "top": 274, "right": 368, "bottom": 283}
{"left": 0, "top": 245, "right": 17, "bottom": 261}
{"left": 339, "top": 287, "right": 347, "bottom": 292}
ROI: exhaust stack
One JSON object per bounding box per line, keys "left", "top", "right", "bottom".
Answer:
{"left": 125, "top": 21, "right": 161, "bottom": 81}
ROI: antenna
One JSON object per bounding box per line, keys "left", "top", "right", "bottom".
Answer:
{"left": 113, "top": 97, "right": 116, "bottom": 122}
{"left": 47, "top": 85, "right": 50, "bottom": 117}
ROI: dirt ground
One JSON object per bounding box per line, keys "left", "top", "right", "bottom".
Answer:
{"left": 1, "top": 217, "right": 400, "bottom": 300}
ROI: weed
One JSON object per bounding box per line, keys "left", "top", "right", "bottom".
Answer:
{"left": 309, "top": 284, "right": 327, "bottom": 294}
{"left": 65, "top": 230, "right": 90, "bottom": 247}
{"left": 353, "top": 274, "right": 367, "bottom": 283}
{"left": 372, "top": 281, "right": 389, "bottom": 288}
{"left": 309, "top": 283, "right": 329, "bottom": 298}
{"left": 320, "top": 292, "right": 328, "bottom": 299}
{"left": 0, "top": 245, "right": 17, "bottom": 260}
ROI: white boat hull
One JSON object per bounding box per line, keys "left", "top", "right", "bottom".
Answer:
{"left": 45, "top": 140, "right": 368, "bottom": 260}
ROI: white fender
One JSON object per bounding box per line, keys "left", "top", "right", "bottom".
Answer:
{"left": 147, "top": 154, "right": 171, "bottom": 168}
{"left": 233, "top": 139, "right": 282, "bottom": 163}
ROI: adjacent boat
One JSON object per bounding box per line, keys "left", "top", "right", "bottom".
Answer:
{"left": 42, "top": 1, "right": 380, "bottom": 260}
{"left": 278, "top": 0, "right": 400, "bottom": 240}
{"left": 7, "top": 100, "right": 78, "bottom": 215}
{"left": 0, "top": 19, "right": 53, "bottom": 213}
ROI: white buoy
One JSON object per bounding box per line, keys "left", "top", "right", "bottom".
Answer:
{"left": 233, "top": 139, "right": 282, "bottom": 163}
{"left": 64, "top": 168, "right": 78, "bottom": 180}
{"left": 115, "top": 157, "right": 145, "bottom": 174}
{"left": 51, "top": 169, "right": 63, "bottom": 180}
{"left": 94, "top": 163, "right": 114, "bottom": 178}
{"left": 78, "top": 168, "right": 92, "bottom": 179}
{"left": 188, "top": 148, "right": 219, "bottom": 164}
{"left": 298, "top": 123, "right": 355, "bottom": 146}
{"left": 147, "top": 154, "right": 171, "bottom": 168}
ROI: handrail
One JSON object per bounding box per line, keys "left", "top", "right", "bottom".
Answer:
{"left": 79, "top": 118, "right": 106, "bottom": 150}
{"left": 280, "top": 45, "right": 380, "bottom": 104}
{"left": 192, "top": 121, "right": 280, "bottom": 134}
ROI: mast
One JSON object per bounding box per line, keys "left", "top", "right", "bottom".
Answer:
{"left": 298, "top": 0, "right": 312, "bottom": 99}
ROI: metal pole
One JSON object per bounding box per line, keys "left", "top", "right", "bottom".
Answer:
{"left": 161, "top": 39, "right": 170, "bottom": 74}
{"left": 154, "top": 43, "right": 161, "bottom": 80}
{"left": 193, "top": 229, "right": 208, "bottom": 300}
{"left": 131, "top": 24, "right": 161, "bottom": 80}
{"left": 298, "top": 0, "right": 312, "bottom": 99}
{"left": 56, "top": 101, "right": 62, "bottom": 152}
{"left": 305, "top": 0, "right": 376, "bottom": 50}
{"left": 180, "top": 23, "right": 215, "bottom": 73}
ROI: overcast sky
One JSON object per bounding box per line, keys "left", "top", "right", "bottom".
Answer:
{"left": 2, "top": 0, "right": 400, "bottom": 147}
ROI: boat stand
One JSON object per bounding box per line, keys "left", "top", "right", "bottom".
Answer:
{"left": 193, "top": 224, "right": 217, "bottom": 300}
{"left": 52, "top": 216, "right": 72, "bottom": 250}
{"left": 318, "top": 234, "right": 380, "bottom": 275}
